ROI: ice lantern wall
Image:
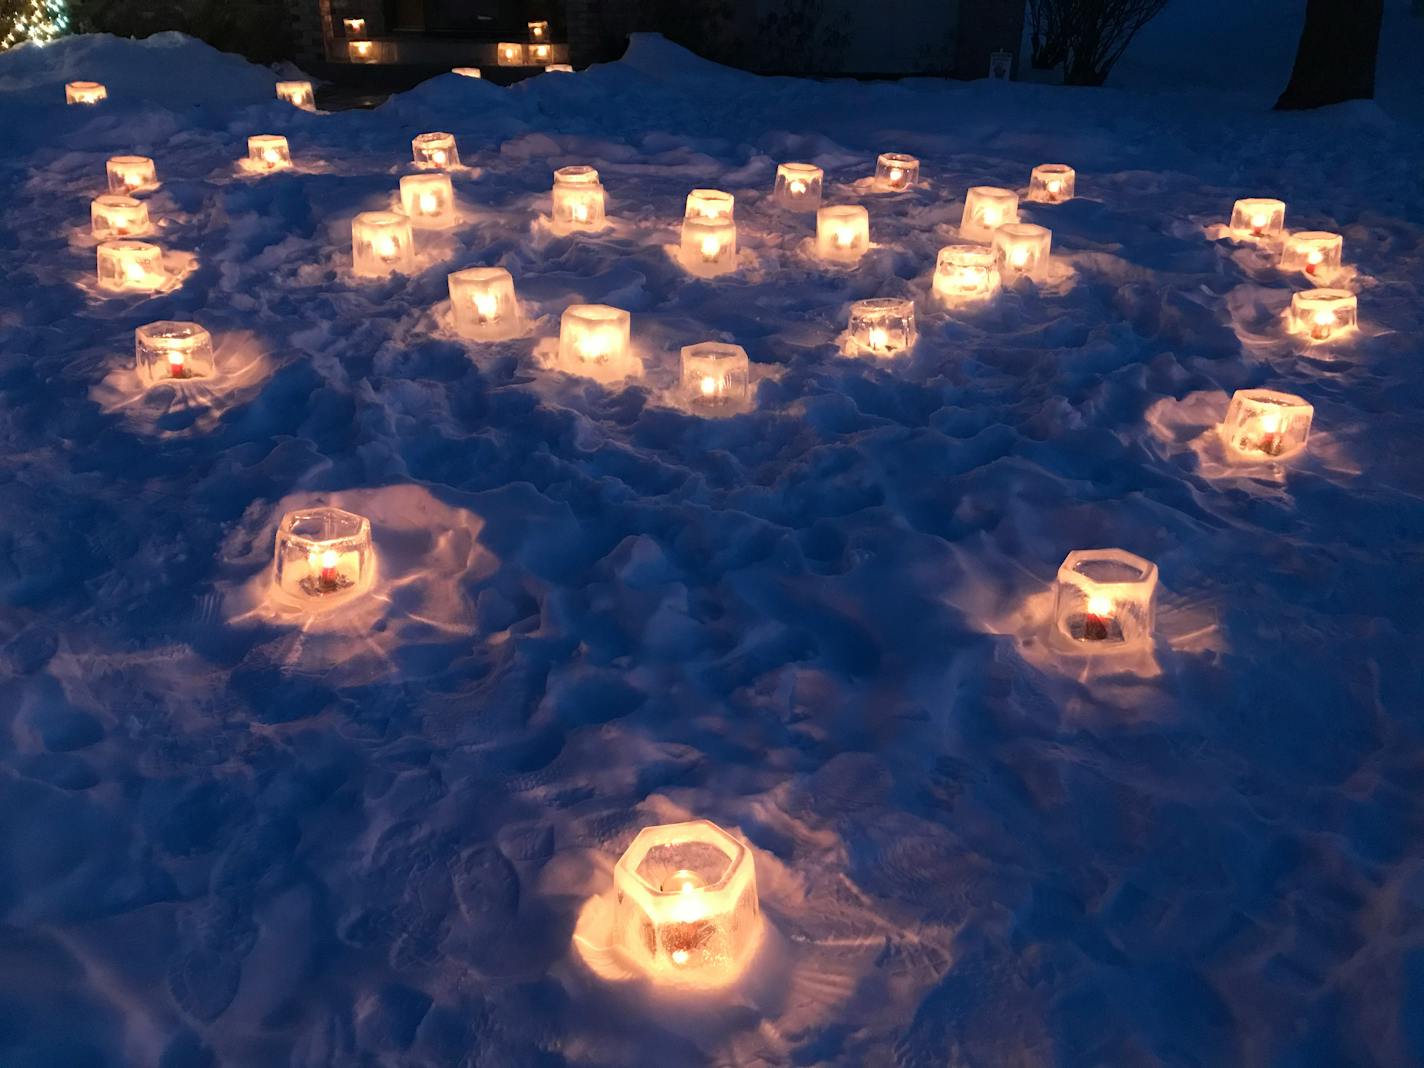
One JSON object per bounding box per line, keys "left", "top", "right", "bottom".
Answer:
{"left": 960, "top": 186, "right": 1019, "bottom": 244}
{"left": 816, "top": 205, "right": 870, "bottom": 263}
{"left": 448, "top": 267, "right": 520, "bottom": 341}
{"left": 1231, "top": 198, "right": 1285, "bottom": 241}
{"left": 775, "top": 163, "right": 823, "bottom": 212}
{"left": 107, "top": 156, "right": 157, "bottom": 194}
{"left": 1221, "top": 388, "right": 1313, "bottom": 463}
{"left": 351, "top": 212, "right": 414, "bottom": 278}
{"left": 135, "top": 321, "right": 215, "bottom": 385}
{"left": 1053, "top": 549, "right": 1158, "bottom": 651}
{"left": 550, "top": 166, "right": 606, "bottom": 234}
{"left": 612, "top": 819, "right": 760, "bottom": 985}
{"left": 681, "top": 342, "right": 750, "bottom": 408}
{"left": 91, "top": 195, "right": 149, "bottom": 239}
{"left": 1289, "top": 289, "right": 1357, "bottom": 342}
{"left": 273, "top": 507, "right": 375, "bottom": 606}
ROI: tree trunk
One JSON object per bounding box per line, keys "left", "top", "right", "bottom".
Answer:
{"left": 1275, "top": 0, "right": 1384, "bottom": 110}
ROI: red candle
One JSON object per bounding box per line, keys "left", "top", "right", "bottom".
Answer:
{"left": 167, "top": 351, "right": 187, "bottom": 379}
{"left": 1083, "top": 594, "right": 1113, "bottom": 641}
{"left": 1257, "top": 412, "right": 1283, "bottom": 456}
{"left": 319, "top": 549, "right": 339, "bottom": 590}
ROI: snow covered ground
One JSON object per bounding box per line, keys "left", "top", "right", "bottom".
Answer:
{"left": 2, "top": 9, "right": 1424, "bottom": 1065}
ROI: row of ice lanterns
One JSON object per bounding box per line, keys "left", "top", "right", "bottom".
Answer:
{"left": 343, "top": 17, "right": 568, "bottom": 71}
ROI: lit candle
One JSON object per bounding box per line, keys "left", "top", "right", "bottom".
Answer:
{"left": 875, "top": 152, "right": 919, "bottom": 192}
{"left": 348, "top": 39, "right": 375, "bottom": 62}
{"left": 531, "top": 43, "right": 551, "bottom": 63}
{"left": 681, "top": 341, "right": 750, "bottom": 407}
{"left": 1082, "top": 594, "right": 1114, "bottom": 641}
{"left": 847, "top": 297, "right": 916, "bottom": 357}
{"left": 816, "top": 205, "right": 870, "bottom": 264}
{"left": 992, "top": 223, "right": 1053, "bottom": 280}
{"left": 961, "top": 186, "right": 1019, "bottom": 243}
{"left": 1280, "top": 231, "right": 1343, "bottom": 282}
{"left": 351, "top": 211, "right": 414, "bottom": 278}
{"left": 274, "top": 506, "right": 374, "bottom": 605}
{"left": 275, "top": 80, "right": 314, "bottom": 110}
{"left": 96, "top": 240, "right": 165, "bottom": 293}
{"left": 343, "top": 17, "right": 365, "bottom": 34}
{"left": 399, "top": 172, "right": 456, "bottom": 228}
{"left": 499, "top": 42, "right": 526, "bottom": 65}
{"left": 933, "top": 245, "right": 1000, "bottom": 304}
{"left": 66, "top": 81, "right": 107, "bottom": 105}
{"left": 135, "top": 321, "right": 215, "bottom": 385}
{"left": 551, "top": 165, "right": 606, "bottom": 234}
{"left": 1054, "top": 549, "right": 1158, "bottom": 651}
{"left": 529, "top": 20, "right": 548, "bottom": 39}
{"left": 106, "top": 156, "right": 158, "bottom": 195}
{"left": 775, "top": 163, "right": 823, "bottom": 212}
{"left": 680, "top": 217, "right": 737, "bottom": 277}
{"left": 1230, "top": 197, "right": 1286, "bottom": 241}
{"left": 1029, "top": 164, "right": 1076, "bottom": 204}
{"left": 1221, "top": 388, "right": 1314, "bottom": 463}
{"left": 412, "top": 131, "right": 459, "bottom": 169}
{"left": 558, "top": 304, "right": 631, "bottom": 369}
{"left": 448, "top": 267, "right": 521, "bottom": 341}
{"left": 314, "top": 548, "right": 340, "bottom": 589}
{"left": 1289, "top": 289, "right": 1357, "bottom": 342}
{"left": 91, "top": 195, "right": 150, "bottom": 239}
{"left": 246, "top": 135, "right": 291, "bottom": 173}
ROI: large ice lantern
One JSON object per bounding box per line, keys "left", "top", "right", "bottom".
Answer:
{"left": 1029, "top": 164, "right": 1075, "bottom": 203}
{"left": 816, "top": 205, "right": 870, "bottom": 263}
{"left": 1054, "top": 549, "right": 1158, "bottom": 651}
{"left": 107, "top": 156, "right": 157, "bottom": 194}
{"left": 550, "top": 166, "right": 606, "bottom": 234}
{"left": 412, "top": 131, "right": 459, "bottom": 169}
{"left": 775, "top": 163, "right": 823, "bottom": 212}
{"left": 351, "top": 211, "right": 415, "bottom": 277}
{"left": 875, "top": 152, "right": 919, "bottom": 192}
{"left": 247, "top": 135, "right": 292, "bottom": 172}
{"left": 91, "top": 195, "right": 149, "bottom": 239}
{"left": 559, "top": 304, "right": 631, "bottom": 367}
{"left": 1221, "top": 388, "right": 1313, "bottom": 463}
{"left": 993, "top": 223, "right": 1053, "bottom": 280}
{"left": 448, "top": 267, "right": 520, "bottom": 341}
{"left": 933, "top": 245, "right": 1000, "bottom": 304}
{"left": 1280, "top": 231, "right": 1343, "bottom": 282}
{"left": 273, "top": 506, "right": 375, "bottom": 605}
{"left": 136, "top": 321, "right": 214, "bottom": 384}
{"left": 1289, "top": 289, "right": 1357, "bottom": 342}
{"left": 400, "top": 172, "right": 456, "bottom": 228}
{"left": 681, "top": 342, "right": 750, "bottom": 408}
{"left": 97, "top": 241, "right": 165, "bottom": 293}
{"left": 960, "top": 186, "right": 1019, "bottom": 243}
{"left": 847, "top": 297, "right": 916, "bottom": 357}
{"left": 1230, "top": 198, "right": 1286, "bottom": 241}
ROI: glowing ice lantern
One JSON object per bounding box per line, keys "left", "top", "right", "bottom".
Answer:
{"left": 933, "top": 245, "right": 1000, "bottom": 304}
{"left": 348, "top": 39, "right": 376, "bottom": 63}
{"left": 530, "top": 43, "right": 552, "bottom": 63}
{"left": 1029, "top": 164, "right": 1075, "bottom": 204}
{"left": 247, "top": 135, "right": 291, "bottom": 173}
{"left": 107, "top": 156, "right": 157, "bottom": 194}
{"left": 91, "top": 195, "right": 150, "bottom": 239}
{"left": 681, "top": 342, "right": 750, "bottom": 407}
{"left": 680, "top": 217, "right": 737, "bottom": 278}
{"left": 412, "top": 131, "right": 459, "bottom": 169}
{"left": 848, "top": 297, "right": 916, "bottom": 358}
{"left": 453, "top": 66, "right": 482, "bottom": 78}
{"left": 1280, "top": 231, "right": 1343, "bottom": 282}
{"left": 547, "top": 64, "right": 574, "bottom": 73}
{"left": 1230, "top": 198, "right": 1286, "bottom": 241}
{"left": 275, "top": 80, "right": 314, "bottom": 110}
{"left": 993, "top": 223, "right": 1053, "bottom": 280}
{"left": 448, "top": 267, "right": 520, "bottom": 341}
{"left": 686, "top": 189, "right": 734, "bottom": 222}
{"left": 611, "top": 819, "right": 760, "bottom": 984}
{"left": 1221, "top": 388, "right": 1313, "bottom": 463}
{"left": 775, "top": 163, "right": 823, "bottom": 212}
{"left": 400, "top": 172, "right": 456, "bottom": 228}
{"left": 816, "top": 205, "right": 870, "bottom": 264}
{"left": 559, "top": 304, "right": 630, "bottom": 367}
{"left": 875, "top": 152, "right": 919, "bottom": 192}
{"left": 273, "top": 507, "right": 374, "bottom": 605}
{"left": 551, "top": 166, "right": 606, "bottom": 234}
{"left": 1054, "top": 549, "right": 1158, "bottom": 650}
{"left": 960, "top": 186, "right": 1019, "bottom": 243}
{"left": 96, "top": 241, "right": 165, "bottom": 293}
{"left": 498, "top": 42, "right": 526, "bottom": 66}
{"left": 528, "top": 19, "right": 548, "bottom": 40}
{"left": 66, "top": 81, "right": 107, "bottom": 105}
{"left": 135, "top": 321, "right": 214, "bottom": 385}
{"left": 1289, "top": 289, "right": 1357, "bottom": 342}
{"left": 351, "top": 211, "right": 414, "bottom": 278}
{"left": 342, "top": 17, "right": 366, "bottom": 34}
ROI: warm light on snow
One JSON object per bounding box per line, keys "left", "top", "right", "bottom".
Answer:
{"left": 351, "top": 211, "right": 414, "bottom": 278}
{"left": 1289, "top": 289, "right": 1357, "bottom": 342}
{"left": 106, "top": 155, "right": 157, "bottom": 194}
{"left": 273, "top": 506, "right": 375, "bottom": 606}
{"left": 135, "top": 321, "right": 214, "bottom": 385}
{"left": 1280, "top": 231, "right": 1343, "bottom": 282}
{"left": 1221, "top": 388, "right": 1314, "bottom": 463}
{"left": 933, "top": 245, "right": 1000, "bottom": 303}
{"left": 992, "top": 223, "right": 1053, "bottom": 280}
{"left": 680, "top": 217, "right": 737, "bottom": 277}
{"left": 1029, "top": 164, "right": 1076, "bottom": 203}
{"left": 412, "top": 131, "right": 459, "bottom": 169}
{"left": 559, "top": 304, "right": 631, "bottom": 367}
{"left": 65, "top": 81, "right": 106, "bottom": 105}
{"left": 399, "top": 172, "right": 456, "bottom": 228}
{"left": 961, "top": 186, "right": 1019, "bottom": 243}
{"left": 775, "top": 163, "right": 823, "bottom": 211}
{"left": 1230, "top": 197, "right": 1286, "bottom": 240}
{"left": 275, "top": 80, "right": 314, "bottom": 110}
{"left": 816, "top": 205, "right": 870, "bottom": 263}
{"left": 448, "top": 267, "right": 520, "bottom": 341}
{"left": 681, "top": 341, "right": 750, "bottom": 407}
{"left": 875, "top": 152, "right": 919, "bottom": 192}
{"left": 550, "top": 165, "right": 606, "bottom": 234}
{"left": 1054, "top": 549, "right": 1158, "bottom": 650}
{"left": 91, "top": 194, "right": 149, "bottom": 239}
{"left": 247, "top": 135, "right": 291, "bottom": 173}
{"left": 96, "top": 240, "right": 165, "bottom": 293}
{"left": 847, "top": 297, "right": 916, "bottom": 357}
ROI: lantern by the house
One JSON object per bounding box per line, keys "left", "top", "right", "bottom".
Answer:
{"left": 993, "top": 223, "right": 1053, "bottom": 280}
{"left": 342, "top": 17, "right": 365, "bottom": 34}
{"left": 1221, "top": 388, "right": 1313, "bottom": 462}
{"left": 847, "top": 297, "right": 916, "bottom": 357}
{"left": 498, "top": 42, "right": 527, "bottom": 66}
{"left": 530, "top": 43, "right": 552, "bottom": 63}
{"left": 275, "top": 80, "right": 315, "bottom": 110}
{"left": 685, "top": 189, "right": 734, "bottom": 222}
{"left": 680, "top": 217, "right": 738, "bottom": 277}
{"left": 453, "top": 66, "right": 483, "bottom": 78}
{"left": 559, "top": 304, "right": 630, "bottom": 367}
{"left": 546, "top": 64, "right": 574, "bottom": 73}
{"left": 611, "top": 819, "right": 760, "bottom": 984}
{"left": 933, "top": 245, "right": 1000, "bottom": 304}
{"left": 400, "top": 172, "right": 456, "bottom": 228}
{"left": 412, "top": 131, "right": 459, "bottom": 169}
{"left": 1280, "top": 231, "right": 1343, "bottom": 282}
{"left": 681, "top": 342, "right": 750, "bottom": 407}
{"left": 1230, "top": 198, "right": 1286, "bottom": 241}
{"left": 273, "top": 506, "right": 375, "bottom": 605}
{"left": 775, "top": 163, "right": 823, "bottom": 212}
{"left": 247, "top": 135, "right": 292, "bottom": 173}
{"left": 348, "top": 39, "right": 377, "bottom": 63}
{"left": 91, "top": 195, "right": 150, "bottom": 239}
{"left": 1028, "top": 164, "right": 1075, "bottom": 203}
{"left": 351, "top": 211, "right": 414, "bottom": 278}
{"left": 66, "top": 81, "right": 107, "bottom": 105}
{"left": 816, "top": 205, "right": 870, "bottom": 264}
{"left": 550, "top": 165, "right": 606, "bottom": 234}
{"left": 529, "top": 19, "right": 549, "bottom": 40}
{"left": 448, "top": 267, "right": 521, "bottom": 341}
{"left": 1288, "top": 288, "right": 1357, "bottom": 342}
{"left": 106, "top": 156, "right": 157, "bottom": 195}
{"left": 97, "top": 240, "right": 166, "bottom": 293}
{"left": 960, "top": 186, "right": 1019, "bottom": 243}
{"left": 875, "top": 153, "right": 919, "bottom": 192}
{"left": 1053, "top": 548, "right": 1158, "bottom": 651}
{"left": 135, "top": 321, "right": 215, "bottom": 385}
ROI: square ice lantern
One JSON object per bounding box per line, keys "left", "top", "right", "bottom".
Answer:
{"left": 933, "top": 245, "right": 1000, "bottom": 304}
{"left": 1221, "top": 388, "right": 1313, "bottom": 463}
{"left": 247, "top": 135, "right": 291, "bottom": 172}
{"left": 1289, "top": 289, "right": 1357, "bottom": 342}
{"left": 498, "top": 42, "right": 527, "bottom": 65}
{"left": 412, "top": 131, "right": 459, "bottom": 169}
{"left": 816, "top": 205, "right": 870, "bottom": 263}
{"left": 1029, "top": 164, "right": 1075, "bottom": 203}
{"left": 1054, "top": 548, "right": 1158, "bottom": 650}
{"left": 530, "top": 43, "right": 552, "bottom": 63}
{"left": 342, "top": 17, "right": 365, "bottom": 34}
{"left": 1280, "top": 231, "right": 1343, "bottom": 283}
{"left": 775, "top": 163, "right": 822, "bottom": 212}
{"left": 960, "top": 186, "right": 1019, "bottom": 243}
{"left": 559, "top": 304, "right": 631, "bottom": 367}
{"left": 449, "top": 267, "right": 521, "bottom": 341}
{"left": 875, "top": 153, "right": 919, "bottom": 192}
{"left": 1231, "top": 198, "right": 1286, "bottom": 241}
{"left": 612, "top": 819, "right": 760, "bottom": 984}
{"left": 91, "top": 195, "right": 149, "bottom": 239}
{"left": 993, "top": 223, "right": 1052, "bottom": 280}
{"left": 275, "top": 80, "right": 314, "bottom": 110}
{"left": 400, "top": 172, "right": 456, "bottom": 228}
{"left": 135, "top": 321, "right": 214, "bottom": 385}
{"left": 681, "top": 342, "right": 750, "bottom": 407}
{"left": 347, "top": 39, "right": 377, "bottom": 63}
{"left": 66, "top": 81, "right": 107, "bottom": 105}
{"left": 680, "top": 217, "right": 737, "bottom": 277}
{"left": 528, "top": 19, "right": 548, "bottom": 39}
{"left": 685, "top": 189, "right": 734, "bottom": 221}
{"left": 97, "top": 241, "right": 165, "bottom": 293}
{"left": 351, "top": 211, "right": 414, "bottom": 278}
{"left": 847, "top": 297, "right": 916, "bottom": 357}
{"left": 107, "top": 156, "right": 157, "bottom": 194}
{"left": 273, "top": 506, "right": 375, "bottom": 605}
{"left": 551, "top": 166, "right": 606, "bottom": 234}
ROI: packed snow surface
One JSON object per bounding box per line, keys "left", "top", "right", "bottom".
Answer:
{"left": 2, "top": 19, "right": 1424, "bottom": 1067}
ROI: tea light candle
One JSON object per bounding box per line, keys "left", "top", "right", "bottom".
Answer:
{"left": 559, "top": 304, "right": 630, "bottom": 367}
{"left": 453, "top": 66, "right": 483, "bottom": 78}
{"left": 681, "top": 341, "right": 750, "bottom": 407}
{"left": 498, "top": 42, "right": 526, "bottom": 65}
{"left": 680, "top": 217, "right": 738, "bottom": 277}
{"left": 816, "top": 205, "right": 870, "bottom": 263}
{"left": 1289, "top": 288, "right": 1357, "bottom": 342}
{"left": 550, "top": 165, "right": 606, "bottom": 234}
{"left": 1230, "top": 197, "right": 1286, "bottom": 241}
{"left": 546, "top": 64, "right": 574, "bottom": 73}
{"left": 275, "top": 80, "right": 315, "bottom": 110}
{"left": 1028, "top": 164, "right": 1075, "bottom": 203}
{"left": 775, "top": 163, "right": 823, "bottom": 212}
{"left": 135, "top": 321, "right": 215, "bottom": 384}
{"left": 91, "top": 195, "right": 150, "bottom": 239}
{"left": 348, "top": 39, "right": 376, "bottom": 62}
{"left": 106, "top": 156, "right": 157, "bottom": 194}
{"left": 448, "top": 267, "right": 520, "bottom": 341}
{"left": 1053, "top": 548, "right": 1158, "bottom": 651}
{"left": 847, "top": 297, "right": 916, "bottom": 357}
{"left": 66, "top": 81, "right": 107, "bottom": 105}
{"left": 992, "top": 223, "right": 1053, "bottom": 280}
{"left": 1280, "top": 231, "right": 1343, "bottom": 282}
{"left": 412, "top": 131, "right": 459, "bottom": 169}
{"left": 875, "top": 152, "right": 919, "bottom": 192}
{"left": 273, "top": 506, "right": 374, "bottom": 605}
{"left": 528, "top": 19, "right": 549, "bottom": 39}
{"left": 343, "top": 17, "right": 366, "bottom": 34}
{"left": 400, "top": 172, "right": 456, "bottom": 227}
{"left": 1221, "top": 388, "right": 1314, "bottom": 462}
{"left": 247, "top": 135, "right": 292, "bottom": 172}
{"left": 530, "top": 43, "right": 552, "bottom": 63}
{"left": 933, "top": 245, "right": 1000, "bottom": 304}
{"left": 97, "top": 240, "right": 165, "bottom": 293}
{"left": 685, "top": 189, "right": 734, "bottom": 221}
{"left": 351, "top": 211, "right": 415, "bottom": 278}
{"left": 960, "top": 186, "right": 1019, "bottom": 243}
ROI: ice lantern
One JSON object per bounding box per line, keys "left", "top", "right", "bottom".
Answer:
{"left": 342, "top": 17, "right": 366, "bottom": 34}
{"left": 681, "top": 342, "right": 750, "bottom": 408}
{"left": 685, "top": 189, "right": 734, "bottom": 222}
{"left": 530, "top": 43, "right": 552, "bottom": 64}
{"left": 96, "top": 241, "right": 165, "bottom": 293}
{"left": 453, "top": 67, "right": 482, "bottom": 78}
{"left": 550, "top": 166, "right": 606, "bottom": 234}
{"left": 816, "top": 205, "right": 870, "bottom": 264}
{"left": 1029, "top": 164, "right": 1076, "bottom": 204}
{"left": 933, "top": 245, "right": 1000, "bottom": 304}
{"left": 91, "top": 195, "right": 150, "bottom": 239}
{"left": 1280, "top": 231, "right": 1343, "bottom": 282}
{"left": 1289, "top": 289, "right": 1357, "bottom": 342}
{"left": 351, "top": 211, "right": 415, "bottom": 278}
{"left": 848, "top": 297, "right": 916, "bottom": 358}
{"left": 135, "top": 321, "right": 215, "bottom": 385}
{"left": 559, "top": 304, "right": 630, "bottom": 367}
{"left": 611, "top": 819, "right": 760, "bottom": 985}
{"left": 412, "top": 131, "right": 459, "bottom": 169}
{"left": 875, "top": 153, "right": 919, "bottom": 192}
{"left": 247, "top": 135, "right": 292, "bottom": 173}
{"left": 960, "top": 186, "right": 1019, "bottom": 244}
{"left": 107, "top": 156, "right": 157, "bottom": 195}
{"left": 66, "top": 81, "right": 107, "bottom": 105}
{"left": 448, "top": 267, "right": 521, "bottom": 341}
{"left": 993, "top": 223, "right": 1053, "bottom": 280}
{"left": 348, "top": 39, "right": 376, "bottom": 63}
{"left": 1053, "top": 549, "right": 1158, "bottom": 651}
{"left": 400, "top": 172, "right": 456, "bottom": 228}
{"left": 275, "top": 80, "right": 315, "bottom": 110}
{"left": 1221, "top": 388, "right": 1314, "bottom": 463}
{"left": 680, "top": 217, "right": 737, "bottom": 278}
{"left": 1230, "top": 198, "right": 1286, "bottom": 241}
{"left": 273, "top": 507, "right": 375, "bottom": 606}
{"left": 529, "top": 19, "right": 549, "bottom": 40}
{"left": 775, "top": 163, "right": 823, "bottom": 212}
{"left": 498, "top": 42, "right": 526, "bottom": 66}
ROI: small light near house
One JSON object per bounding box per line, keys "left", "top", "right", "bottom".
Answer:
{"left": 1221, "top": 388, "right": 1313, "bottom": 463}
{"left": 91, "top": 195, "right": 150, "bottom": 239}
{"left": 452, "top": 66, "right": 482, "bottom": 78}
{"left": 680, "top": 217, "right": 738, "bottom": 277}
{"left": 275, "top": 80, "right": 315, "bottom": 110}
{"left": 847, "top": 297, "right": 916, "bottom": 357}
{"left": 816, "top": 205, "right": 870, "bottom": 264}
{"left": 550, "top": 165, "right": 606, "bottom": 234}
{"left": 1280, "top": 231, "right": 1343, "bottom": 283}
{"left": 1054, "top": 549, "right": 1158, "bottom": 651}
{"left": 685, "top": 189, "right": 734, "bottom": 222}
{"left": 66, "top": 81, "right": 107, "bottom": 105}
{"left": 96, "top": 241, "right": 165, "bottom": 293}
{"left": 342, "top": 17, "right": 366, "bottom": 35}
{"left": 412, "top": 131, "right": 459, "bottom": 169}
{"left": 1028, "top": 164, "right": 1075, "bottom": 203}
{"left": 400, "top": 172, "right": 456, "bottom": 228}
{"left": 774, "top": 163, "right": 823, "bottom": 212}
{"left": 530, "top": 43, "right": 552, "bottom": 63}
{"left": 348, "top": 39, "right": 376, "bottom": 63}
{"left": 681, "top": 342, "right": 750, "bottom": 408}
{"left": 559, "top": 304, "right": 630, "bottom": 367}
{"left": 106, "top": 155, "right": 157, "bottom": 195}
{"left": 247, "top": 135, "right": 292, "bottom": 173}
{"left": 875, "top": 152, "right": 919, "bottom": 192}
{"left": 498, "top": 42, "right": 527, "bottom": 66}
{"left": 273, "top": 507, "right": 375, "bottom": 606}
{"left": 1288, "top": 288, "right": 1357, "bottom": 342}
{"left": 992, "top": 223, "right": 1053, "bottom": 280}
{"left": 528, "top": 20, "right": 549, "bottom": 40}
{"left": 351, "top": 211, "right": 414, "bottom": 278}
{"left": 960, "top": 186, "right": 1019, "bottom": 243}
{"left": 135, "top": 321, "right": 214, "bottom": 385}
{"left": 546, "top": 63, "right": 574, "bottom": 73}
{"left": 1230, "top": 197, "right": 1286, "bottom": 241}
{"left": 448, "top": 267, "right": 520, "bottom": 341}
{"left": 933, "top": 245, "right": 1000, "bottom": 304}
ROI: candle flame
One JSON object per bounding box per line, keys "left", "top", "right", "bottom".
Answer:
{"left": 124, "top": 172, "right": 142, "bottom": 187}
{"left": 167, "top": 351, "right": 185, "bottom": 368}
{"left": 374, "top": 236, "right": 398, "bottom": 259}
{"left": 1250, "top": 213, "right": 1267, "bottom": 229}
{"left": 1010, "top": 247, "right": 1029, "bottom": 268}
{"left": 1312, "top": 309, "right": 1336, "bottom": 327}
{"left": 430, "top": 149, "right": 447, "bottom": 166}
{"left": 577, "top": 335, "right": 610, "bottom": 361}
{"left": 262, "top": 148, "right": 280, "bottom": 164}
{"left": 571, "top": 202, "right": 589, "bottom": 222}
{"left": 889, "top": 167, "right": 903, "bottom": 183}
{"left": 1047, "top": 178, "right": 1062, "bottom": 194}
{"left": 1087, "top": 594, "right": 1113, "bottom": 618}
{"left": 700, "top": 235, "right": 722, "bottom": 260}
{"left": 419, "top": 192, "right": 439, "bottom": 214}
{"left": 123, "top": 259, "right": 148, "bottom": 283}
{"left": 788, "top": 178, "right": 806, "bottom": 195}
{"left": 699, "top": 375, "right": 718, "bottom": 397}
{"left": 834, "top": 228, "right": 853, "bottom": 248}
{"left": 1306, "top": 249, "right": 1323, "bottom": 264}
{"left": 1259, "top": 411, "right": 1282, "bottom": 434}
{"left": 868, "top": 326, "right": 889, "bottom": 350}
{"left": 474, "top": 292, "right": 499, "bottom": 320}
{"left": 321, "top": 549, "right": 339, "bottom": 569}
{"left": 981, "top": 207, "right": 1001, "bottom": 227}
